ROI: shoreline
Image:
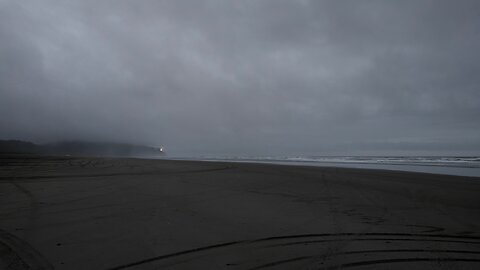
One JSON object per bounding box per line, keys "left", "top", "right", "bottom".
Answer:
{"left": 158, "top": 157, "right": 480, "bottom": 178}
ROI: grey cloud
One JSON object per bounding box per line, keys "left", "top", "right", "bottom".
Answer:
{"left": 1, "top": 0, "right": 479, "bottom": 156}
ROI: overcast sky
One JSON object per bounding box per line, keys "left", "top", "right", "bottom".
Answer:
{"left": 1, "top": 0, "right": 479, "bottom": 156}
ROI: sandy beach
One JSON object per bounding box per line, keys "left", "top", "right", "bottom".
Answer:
{"left": 1, "top": 154, "right": 480, "bottom": 269}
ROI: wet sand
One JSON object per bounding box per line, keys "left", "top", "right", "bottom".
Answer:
{"left": 1, "top": 155, "right": 480, "bottom": 269}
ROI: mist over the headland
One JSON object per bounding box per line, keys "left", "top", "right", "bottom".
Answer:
{"left": 1, "top": 0, "right": 480, "bottom": 156}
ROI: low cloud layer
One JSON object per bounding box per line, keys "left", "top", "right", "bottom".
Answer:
{"left": 1, "top": 0, "right": 479, "bottom": 156}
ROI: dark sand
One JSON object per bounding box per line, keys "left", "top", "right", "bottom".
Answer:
{"left": 1, "top": 155, "right": 480, "bottom": 269}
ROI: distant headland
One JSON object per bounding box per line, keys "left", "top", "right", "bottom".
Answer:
{"left": 0, "top": 139, "right": 164, "bottom": 157}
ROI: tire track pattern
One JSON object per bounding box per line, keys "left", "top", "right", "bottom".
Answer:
{"left": 106, "top": 233, "right": 480, "bottom": 269}
{"left": 0, "top": 229, "right": 54, "bottom": 270}
{"left": 0, "top": 155, "right": 233, "bottom": 183}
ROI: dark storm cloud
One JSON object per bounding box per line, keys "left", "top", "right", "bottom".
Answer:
{"left": 1, "top": 0, "right": 479, "bottom": 155}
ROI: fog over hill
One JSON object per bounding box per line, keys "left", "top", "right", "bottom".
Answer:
{"left": 0, "top": 140, "right": 163, "bottom": 157}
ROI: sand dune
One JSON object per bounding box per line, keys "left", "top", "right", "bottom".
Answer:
{"left": 1, "top": 155, "right": 480, "bottom": 269}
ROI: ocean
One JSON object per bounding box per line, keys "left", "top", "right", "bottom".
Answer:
{"left": 167, "top": 156, "right": 480, "bottom": 177}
